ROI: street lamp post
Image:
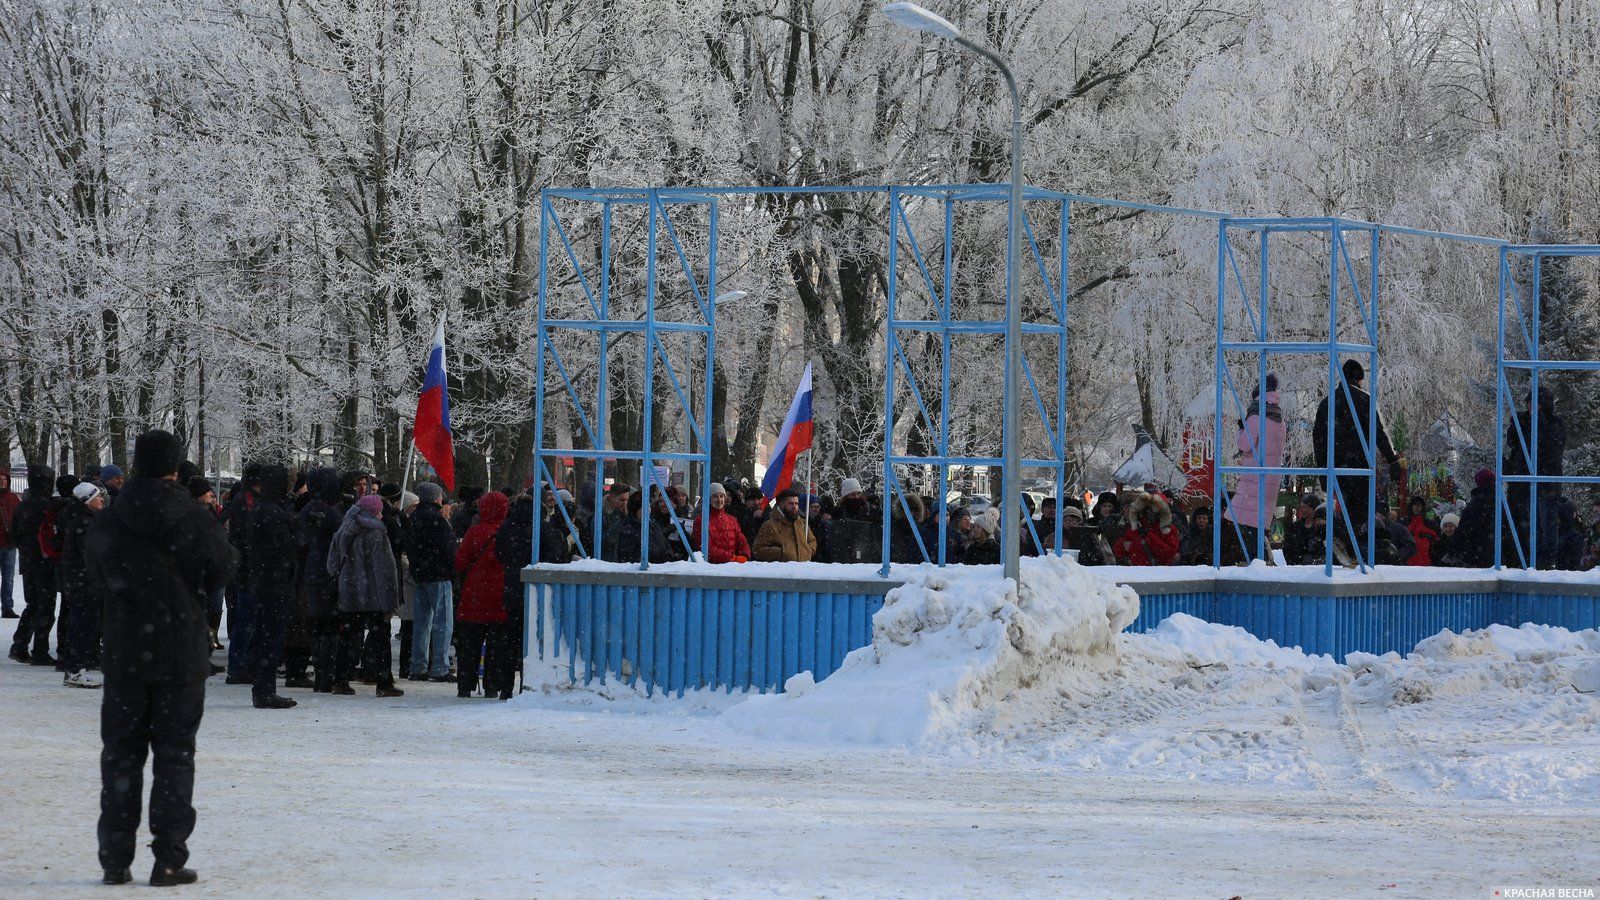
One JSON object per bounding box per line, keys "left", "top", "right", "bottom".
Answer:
{"left": 883, "top": 2, "right": 1025, "bottom": 584}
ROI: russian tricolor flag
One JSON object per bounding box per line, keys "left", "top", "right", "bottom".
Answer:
{"left": 760, "top": 362, "right": 813, "bottom": 500}
{"left": 413, "top": 316, "right": 456, "bottom": 491}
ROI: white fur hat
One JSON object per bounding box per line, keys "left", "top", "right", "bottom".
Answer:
{"left": 840, "top": 477, "right": 863, "bottom": 496}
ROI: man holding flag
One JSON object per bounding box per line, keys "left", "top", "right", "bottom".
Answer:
{"left": 752, "top": 364, "right": 817, "bottom": 562}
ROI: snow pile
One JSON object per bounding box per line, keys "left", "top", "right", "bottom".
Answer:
{"left": 720, "top": 554, "right": 1139, "bottom": 750}
{"left": 1411, "top": 622, "right": 1600, "bottom": 662}
{"left": 1032, "top": 617, "right": 1600, "bottom": 801}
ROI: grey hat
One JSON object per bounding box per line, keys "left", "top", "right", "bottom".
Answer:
{"left": 415, "top": 482, "right": 444, "bottom": 504}
{"left": 401, "top": 490, "right": 419, "bottom": 511}
{"left": 709, "top": 482, "right": 728, "bottom": 497}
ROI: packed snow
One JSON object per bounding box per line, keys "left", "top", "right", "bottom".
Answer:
{"left": 704, "top": 556, "right": 1600, "bottom": 806}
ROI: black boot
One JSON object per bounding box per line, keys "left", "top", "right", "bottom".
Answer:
{"left": 283, "top": 674, "right": 314, "bottom": 689}
{"left": 150, "top": 865, "right": 198, "bottom": 886}
{"left": 375, "top": 684, "right": 404, "bottom": 698}
{"left": 330, "top": 682, "right": 355, "bottom": 695}
{"left": 252, "top": 694, "right": 297, "bottom": 709}
{"left": 103, "top": 868, "right": 132, "bottom": 885}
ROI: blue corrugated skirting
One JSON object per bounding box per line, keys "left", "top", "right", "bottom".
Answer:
{"left": 533, "top": 582, "right": 884, "bottom": 696}
{"left": 529, "top": 580, "right": 1597, "bottom": 693}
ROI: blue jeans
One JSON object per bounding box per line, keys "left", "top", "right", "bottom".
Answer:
{"left": 410, "top": 581, "right": 453, "bottom": 677}
{"left": 226, "top": 588, "right": 256, "bottom": 679}
{"left": 0, "top": 546, "right": 15, "bottom": 613}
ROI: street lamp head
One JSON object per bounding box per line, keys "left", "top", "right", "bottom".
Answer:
{"left": 713, "top": 290, "right": 749, "bottom": 306}
{"left": 881, "top": 2, "right": 961, "bottom": 40}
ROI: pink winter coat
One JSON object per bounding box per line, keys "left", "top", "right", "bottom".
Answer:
{"left": 1224, "top": 391, "right": 1287, "bottom": 530}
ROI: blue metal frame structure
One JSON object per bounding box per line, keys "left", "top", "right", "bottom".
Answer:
{"left": 1494, "top": 244, "right": 1600, "bottom": 569}
{"left": 1211, "top": 218, "right": 1519, "bottom": 573}
{"left": 1213, "top": 218, "right": 1380, "bottom": 574}
{"left": 534, "top": 188, "right": 719, "bottom": 569}
{"left": 533, "top": 183, "right": 1597, "bottom": 575}
{"left": 881, "top": 186, "right": 1235, "bottom": 573}
{"left": 883, "top": 185, "right": 1069, "bottom": 570}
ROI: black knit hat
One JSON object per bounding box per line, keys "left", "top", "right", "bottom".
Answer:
{"left": 55, "top": 474, "right": 81, "bottom": 498}
{"left": 133, "top": 429, "right": 185, "bottom": 478}
{"left": 1342, "top": 359, "right": 1364, "bottom": 384}
{"left": 188, "top": 476, "right": 215, "bottom": 499}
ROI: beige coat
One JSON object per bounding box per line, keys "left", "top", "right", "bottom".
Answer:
{"left": 751, "top": 514, "right": 818, "bottom": 562}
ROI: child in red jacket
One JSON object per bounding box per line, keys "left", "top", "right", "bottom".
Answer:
{"left": 1114, "top": 492, "right": 1181, "bottom": 566}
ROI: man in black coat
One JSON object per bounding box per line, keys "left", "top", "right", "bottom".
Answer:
{"left": 9, "top": 463, "right": 62, "bottom": 665}
{"left": 57, "top": 481, "right": 108, "bottom": 686}
{"left": 1312, "top": 359, "right": 1403, "bottom": 557}
{"left": 1503, "top": 390, "right": 1567, "bottom": 567}
{"left": 295, "top": 468, "right": 344, "bottom": 691}
{"left": 218, "top": 464, "right": 260, "bottom": 683}
{"left": 405, "top": 482, "right": 457, "bottom": 681}
{"left": 86, "top": 430, "right": 237, "bottom": 887}
{"left": 243, "top": 465, "right": 298, "bottom": 709}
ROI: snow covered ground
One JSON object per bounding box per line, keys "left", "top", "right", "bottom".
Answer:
{"left": 4, "top": 563, "right": 1599, "bottom": 897}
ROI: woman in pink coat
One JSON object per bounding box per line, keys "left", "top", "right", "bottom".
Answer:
{"left": 1224, "top": 375, "right": 1286, "bottom": 562}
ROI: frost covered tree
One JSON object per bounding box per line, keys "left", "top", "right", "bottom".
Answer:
{"left": 2, "top": 0, "right": 1597, "bottom": 499}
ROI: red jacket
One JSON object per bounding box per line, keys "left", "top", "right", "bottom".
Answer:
{"left": 455, "top": 491, "right": 508, "bottom": 623}
{"left": 1406, "top": 514, "right": 1437, "bottom": 566}
{"left": 1114, "top": 524, "right": 1181, "bottom": 566}
{"left": 0, "top": 486, "right": 17, "bottom": 548}
{"left": 691, "top": 507, "right": 751, "bottom": 564}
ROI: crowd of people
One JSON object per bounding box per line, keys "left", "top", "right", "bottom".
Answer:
{"left": 3, "top": 446, "right": 541, "bottom": 707}
{"left": 527, "top": 361, "right": 1597, "bottom": 573}
{"left": 529, "top": 470, "right": 1600, "bottom": 573}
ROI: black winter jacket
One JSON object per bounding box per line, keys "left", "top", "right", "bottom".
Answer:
{"left": 246, "top": 497, "right": 299, "bottom": 606}
{"left": 296, "top": 468, "right": 344, "bottom": 618}
{"left": 1312, "top": 384, "right": 1397, "bottom": 470}
{"left": 1502, "top": 409, "right": 1567, "bottom": 481}
{"left": 496, "top": 499, "right": 538, "bottom": 613}
{"left": 406, "top": 501, "right": 458, "bottom": 583}
{"left": 220, "top": 487, "right": 255, "bottom": 588}
{"left": 55, "top": 499, "right": 102, "bottom": 606}
{"left": 961, "top": 537, "right": 1001, "bottom": 565}
{"left": 86, "top": 477, "right": 237, "bottom": 686}
{"left": 12, "top": 464, "right": 59, "bottom": 573}
{"left": 1448, "top": 485, "right": 1500, "bottom": 568}
{"left": 617, "top": 515, "right": 683, "bottom": 564}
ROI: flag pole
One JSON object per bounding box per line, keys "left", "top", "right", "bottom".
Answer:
{"left": 802, "top": 445, "right": 814, "bottom": 549}
{"left": 399, "top": 438, "right": 418, "bottom": 496}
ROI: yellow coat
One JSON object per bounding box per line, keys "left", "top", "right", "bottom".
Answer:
{"left": 751, "top": 514, "right": 818, "bottom": 562}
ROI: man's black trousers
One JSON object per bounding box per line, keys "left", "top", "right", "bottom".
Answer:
{"left": 99, "top": 677, "right": 205, "bottom": 871}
